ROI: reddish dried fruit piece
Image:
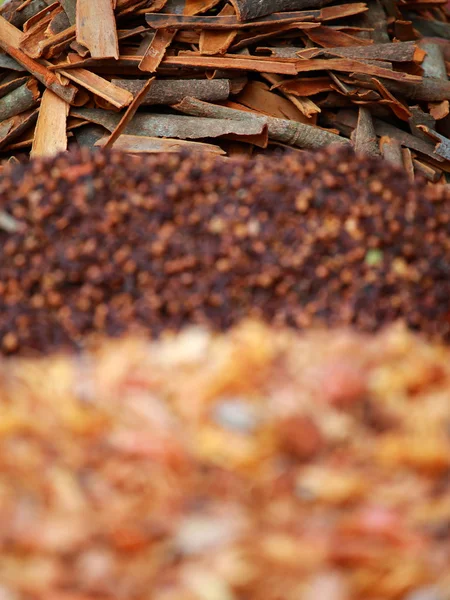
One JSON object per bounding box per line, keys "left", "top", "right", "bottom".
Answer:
{"left": 320, "top": 361, "right": 367, "bottom": 408}
{"left": 277, "top": 415, "right": 324, "bottom": 460}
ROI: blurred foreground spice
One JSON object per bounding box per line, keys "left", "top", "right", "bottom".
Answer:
{"left": 0, "top": 322, "right": 449, "bottom": 598}
{"left": 0, "top": 146, "right": 450, "bottom": 355}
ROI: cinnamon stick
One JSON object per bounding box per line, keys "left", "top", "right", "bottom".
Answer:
{"left": 111, "top": 77, "right": 230, "bottom": 104}
{"left": 31, "top": 87, "right": 69, "bottom": 157}
{"left": 76, "top": 0, "right": 119, "bottom": 59}
{"left": 95, "top": 133, "right": 226, "bottom": 154}
{"left": 173, "top": 96, "right": 349, "bottom": 149}
{"left": 229, "top": 0, "right": 334, "bottom": 21}
{"left": 0, "top": 77, "right": 39, "bottom": 121}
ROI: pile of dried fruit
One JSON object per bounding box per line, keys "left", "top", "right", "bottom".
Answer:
{"left": 0, "top": 146, "right": 449, "bottom": 356}
{"left": 1, "top": 0, "right": 450, "bottom": 181}
{"left": 0, "top": 322, "right": 449, "bottom": 599}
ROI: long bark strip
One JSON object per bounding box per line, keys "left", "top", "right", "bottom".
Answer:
{"left": 294, "top": 58, "right": 422, "bottom": 83}
{"left": 76, "top": 0, "right": 119, "bottom": 59}
{"left": 31, "top": 88, "right": 69, "bottom": 157}
{"left": 57, "top": 67, "right": 133, "bottom": 108}
{"left": 297, "top": 41, "right": 422, "bottom": 63}
{"left": 229, "top": 0, "right": 334, "bottom": 21}
{"left": 95, "top": 133, "right": 226, "bottom": 154}
{"left": 145, "top": 12, "right": 319, "bottom": 29}
{"left": 0, "top": 15, "right": 78, "bottom": 104}
{"left": 112, "top": 78, "right": 230, "bottom": 104}
{"left": 71, "top": 106, "right": 268, "bottom": 140}
{"left": 173, "top": 96, "right": 349, "bottom": 149}
{"left": 163, "top": 55, "right": 298, "bottom": 75}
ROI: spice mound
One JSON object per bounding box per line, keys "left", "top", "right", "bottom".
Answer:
{"left": 0, "top": 146, "right": 450, "bottom": 356}
{"left": 0, "top": 323, "right": 450, "bottom": 598}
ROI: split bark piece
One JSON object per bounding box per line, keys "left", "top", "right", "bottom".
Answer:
{"left": 1, "top": 0, "right": 49, "bottom": 28}
{"left": 380, "top": 136, "right": 403, "bottom": 166}
{"left": 297, "top": 41, "right": 421, "bottom": 63}
{"left": 417, "top": 126, "right": 450, "bottom": 160}
{"left": 19, "top": 4, "right": 63, "bottom": 58}
{"left": 112, "top": 78, "right": 230, "bottom": 104}
{"left": 420, "top": 41, "right": 447, "bottom": 80}
{"left": 28, "top": 24, "right": 76, "bottom": 59}
{"left": 0, "top": 15, "right": 78, "bottom": 104}
{"left": 320, "top": 3, "right": 368, "bottom": 20}
{"left": 352, "top": 106, "right": 380, "bottom": 156}
{"left": 269, "top": 75, "right": 332, "bottom": 97}
{"left": 140, "top": 0, "right": 215, "bottom": 71}
{"left": 0, "top": 108, "right": 38, "bottom": 150}
{"left": 57, "top": 67, "right": 133, "bottom": 109}
{"left": 333, "top": 109, "right": 441, "bottom": 161}
{"left": 371, "top": 77, "right": 411, "bottom": 122}
{"left": 294, "top": 58, "right": 422, "bottom": 83}
{"left": 262, "top": 71, "right": 320, "bottom": 118}
{"left": 173, "top": 96, "right": 349, "bottom": 149}
{"left": 163, "top": 54, "right": 298, "bottom": 75}
{"left": 409, "top": 106, "right": 436, "bottom": 142}
{"left": 0, "top": 75, "right": 29, "bottom": 99}
{"left": 236, "top": 80, "right": 311, "bottom": 123}
{"left": 76, "top": 0, "right": 119, "bottom": 59}
{"left": 351, "top": 73, "right": 450, "bottom": 102}
{"left": 231, "top": 21, "right": 320, "bottom": 53}
{"left": 96, "top": 133, "right": 226, "bottom": 154}
{"left": 31, "top": 88, "right": 69, "bottom": 157}
{"left": 145, "top": 12, "right": 320, "bottom": 30}
{"left": 183, "top": 1, "right": 222, "bottom": 14}
{"left": 139, "top": 28, "right": 176, "bottom": 72}
{"left": 0, "top": 77, "right": 39, "bottom": 121}
{"left": 60, "top": 0, "right": 76, "bottom": 25}
{"left": 362, "top": 0, "right": 389, "bottom": 43}
{"left": 71, "top": 106, "right": 268, "bottom": 140}
{"left": 413, "top": 157, "right": 442, "bottom": 182}
{"left": 229, "top": 0, "right": 334, "bottom": 21}
{"left": 429, "top": 100, "right": 449, "bottom": 121}
{"left": 74, "top": 124, "right": 108, "bottom": 148}
{"left": 0, "top": 51, "right": 24, "bottom": 70}
{"left": 199, "top": 4, "right": 237, "bottom": 56}
{"left": 103, "top": 77, "right": 154, "bottom": 149}
{"left": 47, "top": 11, "right": 71, "bottom": 37}
{"left": 402, "top": 147, "right": 415, "bottom": 182}
{"left": 304, "top": 26, "right": 373, "bottom": 48}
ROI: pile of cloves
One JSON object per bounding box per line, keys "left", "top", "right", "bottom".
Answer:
{"left": 0, "top": 146, "right": 449, "bottom": 355}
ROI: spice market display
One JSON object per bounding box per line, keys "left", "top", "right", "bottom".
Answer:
{"left": 0, "top": 0, "right": 450, "bottom": 180}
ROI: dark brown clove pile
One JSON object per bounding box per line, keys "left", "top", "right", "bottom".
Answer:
{"left": 0, "top": 145, "right": 449, "bottom": 356}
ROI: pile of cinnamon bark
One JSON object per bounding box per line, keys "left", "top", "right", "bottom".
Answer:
{"left": 1, "top": 0, "right": 450, "bottom": 182}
